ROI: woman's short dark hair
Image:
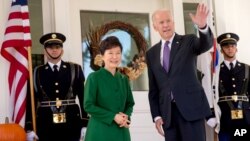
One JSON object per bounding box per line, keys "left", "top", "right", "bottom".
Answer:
{"left": 100, "top": 36, "right": 123, "bottom": 55}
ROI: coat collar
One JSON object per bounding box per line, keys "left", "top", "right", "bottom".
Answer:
{"left": 220, "top": 61, "right": 244, "bottom": 74}
{"left": 45, "top": 60, "right": 68, "bottom": 71}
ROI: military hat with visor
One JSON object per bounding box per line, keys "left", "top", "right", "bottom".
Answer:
{"left": 217, "top": 32, "right": 239, "bottom": 47}
{"left": 39, "top": 32, "right": 66, "bottom": 48}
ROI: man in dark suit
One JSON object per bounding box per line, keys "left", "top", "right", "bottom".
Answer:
{"left": 32, "top": 32, "right": 88, "bottom": 141}
{"left": 146, "top": 3, "right": 213, "bottom": 141}
{"left": 217, "top": 32, "right": 250, "bottom": 141}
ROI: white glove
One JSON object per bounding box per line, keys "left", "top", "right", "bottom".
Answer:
{"left": 26, "top": 130, "right": 39, "bottom": 141}
{"left": 206, "top": 117, "right": 217, "bottom": 128}
{"left": 80, "top": 127, "right": 87, "bottom": 141}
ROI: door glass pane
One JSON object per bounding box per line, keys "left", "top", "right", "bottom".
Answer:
{"left": 183, "top": 3, "right": 198, "bottom": 34}
{"left": 29, "top": 0, "right": 44, "bottom": 68}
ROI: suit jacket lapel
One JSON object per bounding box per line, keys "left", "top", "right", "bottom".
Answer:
{"left": 155, "top": 41, "right": 163, "bottom": 68}
{"left": 169, "top": 34, "right": 182, "bottom": 71}
{"left": 153, "top": 41, "right": 167, "bottom": 73}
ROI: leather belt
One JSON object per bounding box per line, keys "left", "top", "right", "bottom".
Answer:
{"left": 40, "top": 99, "right": 76, "bottom": 107}
{"left": 219, "top": 95, "right": 249, "bottom": 102}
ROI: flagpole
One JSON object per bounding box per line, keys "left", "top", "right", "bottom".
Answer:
{"left": 27, "top": 47, "right": 37, "bottom": 134}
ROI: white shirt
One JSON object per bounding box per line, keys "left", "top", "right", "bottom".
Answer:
{"left": 48, "top": 60, "right": 62, "bottom": 71}
{"left": 224, "top": 60, "right": 236, "bottom": 70}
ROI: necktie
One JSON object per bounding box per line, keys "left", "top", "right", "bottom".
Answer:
{"left": 229, "top": 62, "right": 234, "bottom": 70}
{"left": 163, "top": 41, "right": 170, "bottom": 72}
{"left": 53, "top": 65, "right": 59, "bottom": 73}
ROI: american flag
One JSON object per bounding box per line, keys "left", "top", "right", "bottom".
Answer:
{"left": 0, "top": 0, "right": 32, "bottom": 126}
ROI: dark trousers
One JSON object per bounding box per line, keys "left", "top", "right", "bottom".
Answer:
{"left": 163, "top": 102, "right": 206, "bottom": 141}
{"left": 36, "top": 105, "right": 83, "bottom": 141}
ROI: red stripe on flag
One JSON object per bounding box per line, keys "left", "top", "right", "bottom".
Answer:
{"left": 5, "top": 26, "right": 31, "bottom": 34}
{"left": 15, "top": 96, "right": 27, "bottom": 123}
{"left": 9, "top": 12, "right": 30, "bottom": 20}
{"left": 0, "top": 0, "right": 32, "bottom": 127}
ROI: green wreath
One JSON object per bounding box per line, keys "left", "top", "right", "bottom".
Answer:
{"left": 86, "top": 21, "right": 147, "bottom": 80}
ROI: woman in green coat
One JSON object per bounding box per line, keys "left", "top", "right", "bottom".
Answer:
{"left": 84, "top": 36, "right": 135, "bottom": 141}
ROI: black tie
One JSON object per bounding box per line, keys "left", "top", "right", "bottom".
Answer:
{"left": 53, "top": 65, "right": 59, "bottom": 73}
{"left": 230, "top": 62, "right": 234, "bottom": 70}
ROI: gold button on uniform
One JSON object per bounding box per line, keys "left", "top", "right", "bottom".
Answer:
{"left": 55, "top": 82, "right": 59, "bottom": 86}
{"left": 55, "top": 90, "right": 59, "bottom": 93}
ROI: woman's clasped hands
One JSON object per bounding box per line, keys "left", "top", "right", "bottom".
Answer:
{"left": 114, "top": 112, "right": 131, "bottom": 128}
